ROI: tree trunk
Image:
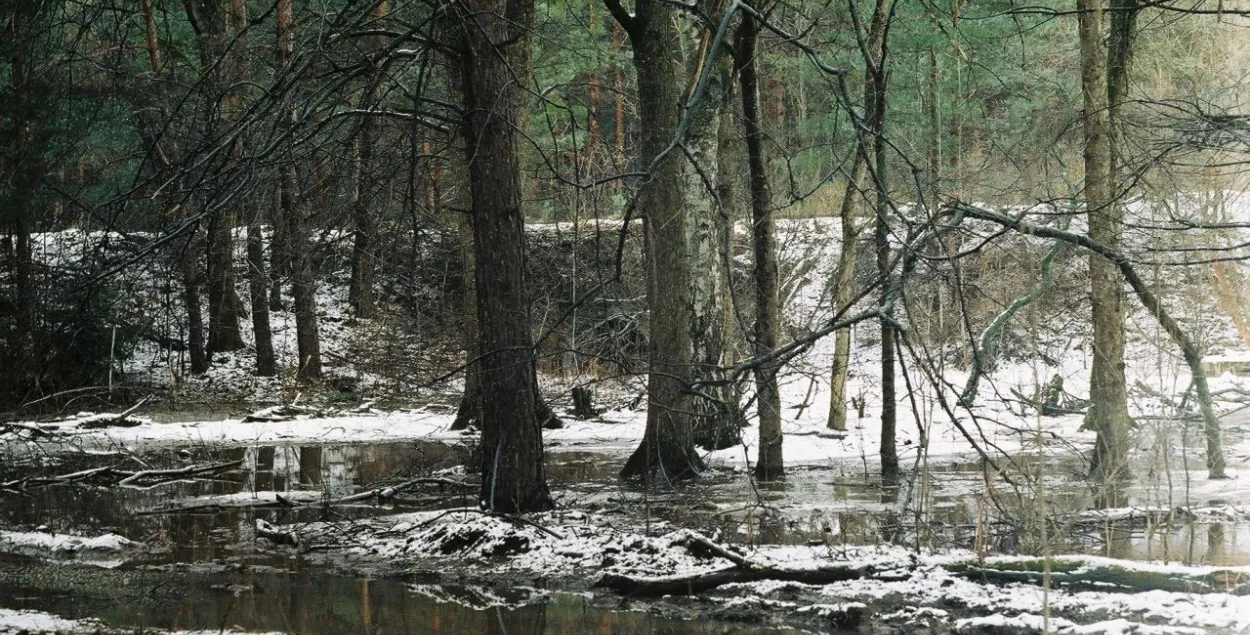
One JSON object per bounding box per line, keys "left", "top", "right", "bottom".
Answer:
{"left": 829, "top": 0, "right": 889, "bottom": 433}
{"left": 276, "top": 0, "right": 321, "bottom": 381}
{"left": 247, "top": 213, "right": 277, "bottom": 377}
{"left": 6, "top": 26, "right": 38, "bottom": 391}
{"left": 185, "top": 0, "right": 244, "bottom": 356}
{"left": 452, "top": 201, "right": 483, "bottom": 430}
{"left": 348, "top": 1, "right": 389, "bottom": 320}
{"left": 828, "top": 151, "right": 864, "bottom": 432}
{"left": 615, "top": 0, "right": 704, "bottom": 482}
{"left": 685, "top": 9, "right": 738, "bottom": 452}
{"left": 182, "top": 232, "right": 209, "bottom": 376}
{"left": 206, "top": 213, "right": 245, "bottom": 353}
{"left": 458, "top": 0, "right": 554, "bottom": 513}
{"left": 854, "top": 0, "right": 898, "bottom": 484}
{"left": 740, "top": 14, "right": 783, "bottom": 482}
{"left": 1079, "top": 0, "right": 1131, "bottom": 502}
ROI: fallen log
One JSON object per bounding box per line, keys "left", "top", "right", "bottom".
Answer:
{"left": 596, "top": 563, "right": 879, "bottom": 596}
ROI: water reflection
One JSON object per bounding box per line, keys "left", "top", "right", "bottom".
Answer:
{"left": 2, "top": 439, "right": 1248, "bottom": 568}
{"left": 0, "top": 572, "right": 802, "bottom": 635}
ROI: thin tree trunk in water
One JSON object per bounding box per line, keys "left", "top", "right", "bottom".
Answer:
{"left": 1080, "top": 0, "right": 1130, "bottom": 502}
{"left": 277, "top": 0, "right": 321, "bottom": 381}
{"left": 613, "top": 0, "right": 704, "bottom": 481}
{"left": 830, "top": 0, "right": 889, "bottom": 433}
{"left": 863, "top": 0, "right": 898, "bottom": 486}
{"left": 457, "top": 0, "right": 553, "bottom": 513}
{"left": 348, "top": 1, "right": 388, "bottom": 319}
{"left": 740, "top": 14, "right": 783, "bottom": 481}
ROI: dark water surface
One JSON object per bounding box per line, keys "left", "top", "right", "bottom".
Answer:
{"left": 1, "top": 432, "right": 1247, "bottom": 633}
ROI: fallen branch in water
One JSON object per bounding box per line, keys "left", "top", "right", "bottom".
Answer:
{"left": 1, "top": 460, "right": 243, "bottom": 491}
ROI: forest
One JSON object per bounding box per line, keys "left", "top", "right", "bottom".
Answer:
{"left": 2, "top": 0, "right": 1250, "bottom": 633}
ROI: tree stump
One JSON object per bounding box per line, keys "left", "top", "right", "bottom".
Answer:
{"left": 572, "top": 386, "right": 596, "bottom": 419}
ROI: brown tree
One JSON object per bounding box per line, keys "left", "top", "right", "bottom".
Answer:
{"left": 1080, "top": 0, "right": 1131, "bottom": 500}
{"left": 276, "top": 0, "right": 322, "bottom": 380}
{"left": 458, "top": 0, "right": 555, "bottom": 512}
{"left": 608, "top": 0, "right": 705, "bottom": 481}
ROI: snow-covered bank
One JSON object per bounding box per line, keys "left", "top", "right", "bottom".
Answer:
{"left": 273, "top": 510, "right": 1250, "bottom": 634}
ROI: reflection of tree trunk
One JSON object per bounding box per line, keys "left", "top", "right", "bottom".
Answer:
{"left": 299, "top": 446, "right": 322, "bottom": 486}
{"left": 740, "top": 14, "right": 783, "bottom": 481}
{"left": 617, "top": 0, "right": 704, "bottom": 481}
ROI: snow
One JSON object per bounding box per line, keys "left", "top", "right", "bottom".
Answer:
{"left": 0, "top": 608, "right": 287, "bottom": 635}
{"left": 0, "top": 530, "right": 135, "bottom": 558}
{"left": 0, "top": 609, "right": 91, "bottom": 634}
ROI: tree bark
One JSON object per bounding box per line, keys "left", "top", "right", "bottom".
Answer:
{"left": 858, "top": 0, "right": 898, "bottom": 485}
{"left": 185, "top": 0, "right": 244, "bottom": 355}
{"left": 685, "top": 2, "right": 738, "bottom": 452}
{"left": 348, "top": 1, "right": 389, "bottom": 320}
{"left": 740, "top": 14, "right": 783, "bottom": 482}
{"left": 828, "top": 152, "right": 863, "bottom": 433}
{"left": 182, "top": 233, "right": 209, "bottom": 376}
{"left": 613, "top": 0, "right": 705, "bottom": 482}
{"left": 458, "top": 0, "right": 554, "bottom": 512}
{"left": 1079, "top": 0, "right": 1131, "bottom": 502}
{"left": 247, "top": 212, "right": 276, "bottom": 377}
{"left": 276, "top": 0, "right": 321, "bottom": 381}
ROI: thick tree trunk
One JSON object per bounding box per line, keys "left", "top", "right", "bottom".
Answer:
{"left": 616, "top": 0, "right": 704, "bottom": 482}
{"left": 206, "top": 212, "right": 245, "bottom": 353}
{"left": 685, "top": 15, "right": 738, "bottom": 452}
{"left": 459, "top": 0, "right": 554, "bottom": 513}
{"left": 740, "top": 14, "right": 783, "bottom": 482}
{"left": 1079, "top": 0, "right": 1131, "bottom": 502}
{"left": 276, "top": 0, "right": 321, "bottom": 381}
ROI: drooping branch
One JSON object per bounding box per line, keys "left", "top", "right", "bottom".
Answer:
{"left": 960, "top": 239, "right": 1067, "bottom": 406}
{"left": 950, "top": 202, "right": 1227, "bottom": 479}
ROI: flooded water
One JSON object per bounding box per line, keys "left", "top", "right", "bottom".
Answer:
{"left": 0, "top": 565, "right": 806, "bottom": 634}
{"left": 1, "top": 430, "right": 1248, "bottom": 633}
